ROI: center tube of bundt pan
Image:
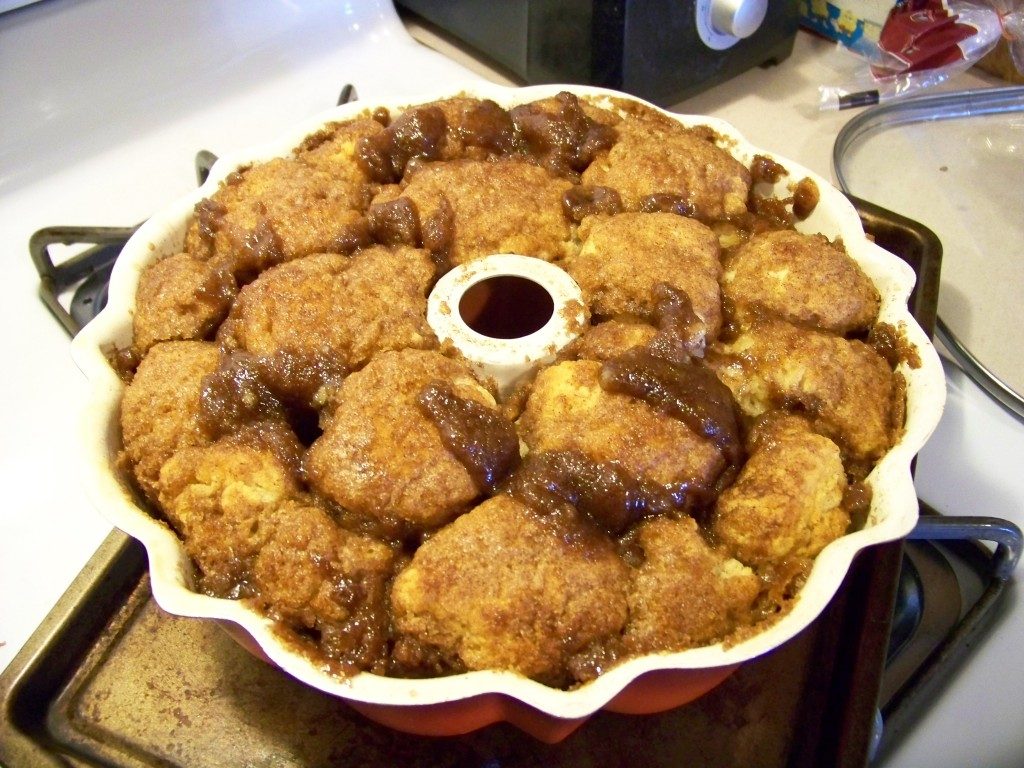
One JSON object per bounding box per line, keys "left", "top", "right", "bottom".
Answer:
{"left": 427, "top": 254, "right": 587, "bottom": 398}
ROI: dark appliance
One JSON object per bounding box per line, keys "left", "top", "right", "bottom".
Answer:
{"left": 394, "top": 0, "right": 800, "bottom": 106}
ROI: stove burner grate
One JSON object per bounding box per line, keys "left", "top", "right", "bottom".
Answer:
{"left": 31, "top": 225, "right": 137, "bottom": 336}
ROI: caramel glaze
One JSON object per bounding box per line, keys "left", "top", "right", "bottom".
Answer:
{"left": 193, "top": 192, "right": 287, "bottom": 279}
{"left": 193, "top": 197, "right": 228, "bottom": 244}
{"left": 562, "top": 185, "right": 623, "bottom": 222}
{"left": 600, "top": 351, "right": 743, "bottom": 498}
{"left": 644, "top": 282, "right": 707, "bottom": 362}
{"left": 366, "top": 195, "right": 454, "bottom": 280}
{"left": 366, "top": 196, "right": 419, "bottom": 247}
{"left": 420, "top": 197, "right": 455, "bottom": 279}
{"left": 458, "top": 98, "right": 521, "bottom": 155}
{"left": 639, "top": 192, "right": 697, "bottom": 218}
{"left": 108, "top": 346, "right": 141, "bottom": 382}
{"left": 199, "top": 350, "right": 337, "bottom": 454}
{"left": 199, "top": 351, "right": 286, "bottom": 433}
{"left": 357, "top": 106, "right": 447, "bottom": 184}
{"left": 791, "top": 177, "right": 820, "bottom": 220}
{"left": 616, "top": 283, "right": 744, "bottom": 492}
{"left": 749, "top": 154, "right": 788, "bottom": 186}
{"left": 320, "top": 573, "right": 390, "bottom": 672}
{"left": 358, "top": 92, "right": 617, "bottom": 186}
{"left": 746, "top": 153, "right": 820, "bottom": 228}
{"left": 869, "top": 321, "right": 922, "bottom": 370}
{"left": 503, "top": 449, "right": 693, "bottom": 536}
{"left": 843, "top": 481, "right": 873, "bottom": 533}
{"left": 416, "top": 381, "right": 521, "bottom": 494}
{"left": 510, "top": 91, "right": 618, "bottom": 180}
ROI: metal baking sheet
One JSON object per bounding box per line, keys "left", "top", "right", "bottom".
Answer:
{"left": 1, "top": 198, "right": 941, "bottom": 768}
{"left": 0, "top": 532, "right": 893, "bottom": 768}
{"left": 2, "top": 533, "right": 819, "bottom": 768}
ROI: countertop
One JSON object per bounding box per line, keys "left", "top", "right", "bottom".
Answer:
{"left": 1, "top": 2, "right": 1021, "bottom": 765}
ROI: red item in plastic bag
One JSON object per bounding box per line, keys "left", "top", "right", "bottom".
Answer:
{"left": 819, "top": 1, "right": 1023, "bottom": 110}
{"left": 877, "top": 0, "right": 979, "bottom": 73}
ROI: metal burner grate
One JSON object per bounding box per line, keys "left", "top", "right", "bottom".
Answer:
{"left": 31, "top": 225, "right": 137, "bottom": 336}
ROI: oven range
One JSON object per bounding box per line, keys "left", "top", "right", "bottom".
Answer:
{"left": 1, "top": 2, "right": 1022, "bottom": 766}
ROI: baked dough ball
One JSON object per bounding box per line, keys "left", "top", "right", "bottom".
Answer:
{"left": 156, "top": 440, "right": 300, "bottom": 595}
{"left": 295, "top": 116, "right": 385, "bottom": 178}
{"left": 713, "top": 414, "right": 849, "bottom": 568}
{"left": 722, "top": 230, "right": 880, "bottom": 334}
{"left": 519, "top": 359, "right": 724, "bottom": 489}
{"left": 120, "top": 341, "right": 220, "bottom": 500}
{"left": 581, "top": 116, "right": 751, "bottom": 220}
{"left": 565, "top": 319, "right": 657, "bottom": 362}
{"left": 514, "top": 94, "right": 621, "bottom": 127}
{"left": 390, "top": 495, "right": 628, "bottom": 683}
{"left": 132, "top": 252, "right": 236, "bottom": 357}
{"left": 710, "top": 319, "right": 897, "bottom": 464}
{"left": 624, "top": 515, "right": 760, "bottom": 654}
{"left": 252, "top": 498, "right": 394, "bottom": 671}
{"left": 426, "top": 93, "right": 615, "bottom": 165}
{"left": 396, "top": 158, "right": 574, "bottom": 265}
{"left": 509, "top": 92, "right": 620, "bottom": 177}
{"left": 567, "top": 212, "right": 722, "bottom": 342}
{"left": 414, "top": 96, "right": 521, "bottom": 160}
{"left": 184, "top": 156, "right": 368, "bottom": 273}
{"left": 304, "top": 349, "right": 496, "bottom": 528}
{"left": 219, "top": 246, "right": 435, "bottom": 399}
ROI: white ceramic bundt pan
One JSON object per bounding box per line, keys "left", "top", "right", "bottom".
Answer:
{"left": 71, "top": 83, "right": 945, "bottom": 740}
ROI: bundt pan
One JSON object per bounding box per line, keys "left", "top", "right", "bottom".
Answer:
{"left": 71, "top": 83, "right": 946, "bottom": 743}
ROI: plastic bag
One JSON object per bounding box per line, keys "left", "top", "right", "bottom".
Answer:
{"left": 820, "top": 0, "right": 1024, "bottom": 110}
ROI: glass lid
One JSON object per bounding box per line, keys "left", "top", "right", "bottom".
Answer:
{"left": 833, "top": 86, "right": 1024, "bottom": 422}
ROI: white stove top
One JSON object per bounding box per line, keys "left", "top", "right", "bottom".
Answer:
{"left": 1, "top": 2, "right": 1021, "bottom": 765}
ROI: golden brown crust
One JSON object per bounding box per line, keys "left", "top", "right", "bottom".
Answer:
{"left": 132, "top": 252, "right": 236, "bottom": 357}
{"left": 713, "top": 414, "right": 849, "bottom": 569}
{"left": 120, "top": 341, "right": 221, "bottom": 500}
{"left": 295, "top": 116, "right": 385, "bottom": 176}
{"left": 710, "top": 320, "right": 896, "bottom": 464}
{"left": 254, "top": 500, "right": 393, "bottom": 617}
{"left": 221, "top": 245, "right": 436, "bottom": 379}
{"left": 519, "top": 95, "right": 623, "bottom": 127}
{"left": 304, "top": 349, "right": 495, "bottom": 528}
{"left": 156, "top": 440, "right": 300, "bottom": 594}
{"left": 155, "top": 433, "right": 394, "bottom": 670}
{"left": 519, "top": 359, "right": 724, "bottom": 488}
{"left": 624, "top": 516, "right": 760, "bottom": 653}
{"left": 568, "top": 212, "right": 722, "bottom": 340}
{"left": 566, "top": 319, "right": 658, "bottom": 362}
{"left": 414, "top": 96, "right": 506, "bottom": 160}
{"left": 253, "top": 498, "right": 394, "bottom": 671}
{"left": 722, "top": 230, "right": 880, "bottom": 334}
{"left": 581, "top": 116, "right": 751, "bottom": 219}
{"left": 397, "top": 158, "right": 574, "bottom": 265}
{"left": 184, "top": 157, "right": 368, "bottom": 270}
{"left": 390, "top": 495, "right": 628, "bottom": 683}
